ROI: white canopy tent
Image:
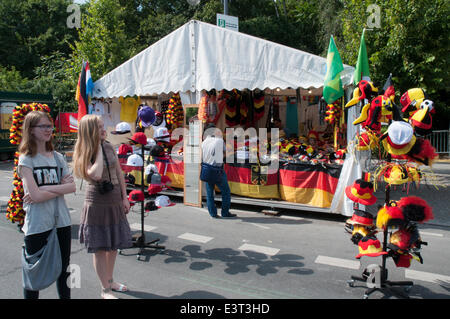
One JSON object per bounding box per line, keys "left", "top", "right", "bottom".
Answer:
{"left": 93, "top": 20, "right": 354, "bottom": 98}
{"left": 92, "top": 19, "right": 359, "bottom": 216}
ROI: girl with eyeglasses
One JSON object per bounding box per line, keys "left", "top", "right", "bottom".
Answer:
{"left": 17, "top": 111, "right": 76, "bottom": 299}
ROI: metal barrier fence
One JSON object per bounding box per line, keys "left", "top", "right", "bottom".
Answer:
{"left": 426, "top": 130, "right": 450, "bottom": 155}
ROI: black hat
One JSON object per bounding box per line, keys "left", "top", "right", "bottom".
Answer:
{"left": 145, "top": 200, "right": 158, "bottom": 212}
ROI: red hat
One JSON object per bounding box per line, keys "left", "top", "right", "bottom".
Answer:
{"left": 128, "top": 132, "right": 148, "bottom": 145}
{"left": 400, "top": 88, "right": 425, "bottom": 114}
{"left": 128, "top": 190, "right": 145, "bottom": 202}
{"left": 356, "top": 131, "right": 378, "bottom": 151}
{"left": 355, "top": 236, "right": 388, "bottom": 259}
{"left": 118, "top": 143, "right": 133, "bottom": 156}
{"left": 148, "top": 184, "right": 163, "bottom": 195}
{"left": 376, "top": 204, "right": 405, "bottom": 229}
{"left": 392, "top": 253, "right": 413, "bottom": 268}
{"left": 397, "top": 196, "right": 433, "bottom": 223}
{"left": 346, "top": 209, "right": 375, "bottom": 227}
{"left": 345, "top": 179, "right": 377, "bottom": 206}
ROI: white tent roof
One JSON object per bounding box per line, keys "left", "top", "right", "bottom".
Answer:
{"left": 93, "top": 20, "right": 354, "bottom": 98}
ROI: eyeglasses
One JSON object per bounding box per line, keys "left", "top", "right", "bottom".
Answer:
{"left": 33, "top": 125, "right": 54, "bottom": 130}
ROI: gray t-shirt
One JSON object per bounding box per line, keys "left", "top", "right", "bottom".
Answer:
{"left": 17, "top": 152, "right": 71, "bottom": 236}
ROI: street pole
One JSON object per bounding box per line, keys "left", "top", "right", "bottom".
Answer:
{"left": 224, "top": 0, "right": 228, "bottom": 15}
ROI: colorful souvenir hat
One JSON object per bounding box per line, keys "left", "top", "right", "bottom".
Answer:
{"left": 128, "top": 132, "right": 148, "bottom": 145}
{"left": 128, "top": 190, "right": 145, "bottom": 203}
{"left": 388, "top": 229, "right": 412, "bottom": 251}
{"left": 381, "top": 121, "right": 416, "bottom": 155}
{"left": 407, "top": 166, "right": 421, "bottom": 183}
{"left": 345, "top": 80, "right": 378, "bottom": 108}
{"left": 144, "top": 200, "right": 158, "bottom": 212}
{"left": 391, "top": 252, "right": 413, "bottom": 268}
{"left": 148, "top": 184, "right": 163, "bottom": 195}
{"left": 355, "top": 235, "right": 388, "bottom": 259}
{"left": 111, "top": 122, "right": 131, "bottom": 135}
{"left": 397, "top": 196, "right": 434, "bottom": 223}
{"left": 400, "top": 88, "right": 425, "bottom": 114}
{"left": 350, "top": 224, "right": 372, "bottom": 245}
{"left": 405, "top": 137, "right": 438, "bottom": 166}
{"left": 138, "top": 105, "right": 156, "bottom": 127}
{"left": 345, "top": 179, "right": 377, "bottom": 206}
{"left": 155, "top": 195, "right": 176, "bottom": 208}
{"left": 383, "top": 164, "right": 409, "bottom": 185}
{"left": 346, "top": 209, "right": 375, "bottom": 226}
{"left": 154, "top": 126, "right": 170, "bottom": 143}
{"left": 152, "top": 111, "right": 164, "bottom": 127}
{"left": 356, "top": 131, "right": 378, "bottom": 151}
{"left": 126, "top": 154, "right": 144, "bottom": 167}
{"left": 409, "top": 99, "right": 434, "bottom": 135}
{"left": 376, "top": 204, "right": 405, "bottom": 229}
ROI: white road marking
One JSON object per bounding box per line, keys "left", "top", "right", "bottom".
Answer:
{"left": 238, "top": 243, "right": 280, "bottom": 256}
{"left": 420, "top": 231, "right": 443, "bottom": 238}
{"left": 178, "top": 232, "right": 213, "bottom": 244}
{"left": 129, "top": 223, "right": 157, "bottom": 232}
{"left": 405, "top": 269, "right": 450, "bottom": 286}
{"left": 279, "top": 215, "right": 304, "bottom": 220}
{"left": 315, "top": 255, "right": 360, "bottom": 270}
{"left": 249, "top": 223, "right": 270, "bottom": 230}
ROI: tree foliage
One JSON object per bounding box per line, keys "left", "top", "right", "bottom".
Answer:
{"left": 0, "top": 0, "right": 448, "bottom": 127}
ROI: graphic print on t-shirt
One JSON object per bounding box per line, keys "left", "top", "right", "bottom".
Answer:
{"left": 33, "top": 166, "right": 61, "bottom": 186}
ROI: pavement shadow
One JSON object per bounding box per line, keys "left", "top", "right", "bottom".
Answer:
{"left": 162, "top": 244, "right": 313, "bottom": 277}
{"left": 122, "top": 289, "right": 225, "bottom": 299}
{"left": 235, "top": 215, "right": 312, "bottom": 226}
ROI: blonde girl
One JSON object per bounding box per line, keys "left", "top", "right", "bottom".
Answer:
{"left": 73, "top": 115, "right": 132, "bottom": 299}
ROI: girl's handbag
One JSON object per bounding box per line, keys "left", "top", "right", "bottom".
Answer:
{"left": 21, "top": 152, "right": 64, "bottom": 291}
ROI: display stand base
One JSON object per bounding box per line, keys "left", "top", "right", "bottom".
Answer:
{"left": 347, "top": 266, "right": 413, "bottom": 299}
{"left": 119, "top": 233, "right": 165, "bottom": 261}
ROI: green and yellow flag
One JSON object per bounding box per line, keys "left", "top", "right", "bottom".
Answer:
{"left": 353, "top": 29, "right": 370, "bottom": 85}
{"left": 323, "top": 35, "right": 344, "bottom": 104}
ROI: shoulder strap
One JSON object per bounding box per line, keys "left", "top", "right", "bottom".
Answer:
{"left": 52, "top": 152, "right": 63, "bottom": 224}
{"left": 101, "top": 142, "right": 112, "bottom": 182}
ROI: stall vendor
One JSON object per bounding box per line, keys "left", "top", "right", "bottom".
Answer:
{"left": 274, "top": 119, "right": 292, "bottom": 138}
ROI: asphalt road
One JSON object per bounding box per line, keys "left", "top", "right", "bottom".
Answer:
{"left": 0, "top": 160, "right": 449, "bottom": 303}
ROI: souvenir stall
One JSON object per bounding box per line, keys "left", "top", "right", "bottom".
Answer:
{"left": 91, "top": 20, "right": 356, "bottom": 213}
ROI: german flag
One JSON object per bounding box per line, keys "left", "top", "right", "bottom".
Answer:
{"left": 279, "top": 162, "right": 342, "bottom": 208}
{"left": 130, "top": 159, "right": 185, "bottom": 188}
{"left": 224, "top": 163, "right": 279, "bottom": 199}
{"left": 75, "top": 61, "right": 88, "bottom": 122}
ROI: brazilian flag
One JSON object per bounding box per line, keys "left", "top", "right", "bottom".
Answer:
{"left": 323, "top": 36, "right": 344, "bottom": 104}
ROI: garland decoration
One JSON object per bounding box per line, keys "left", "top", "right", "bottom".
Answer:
{"left": 6, "top": 103, "right": 51, "bottom": 226}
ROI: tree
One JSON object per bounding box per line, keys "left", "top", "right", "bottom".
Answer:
{"left": 0, "top": 0, "right": 78, "bottom": 78}
{"left": 340, "top": 0, "right": 450, "bottom": 128}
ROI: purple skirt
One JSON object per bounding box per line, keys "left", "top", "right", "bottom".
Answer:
{"left": 79, "top": 183, "right": 132, "bottom": 253}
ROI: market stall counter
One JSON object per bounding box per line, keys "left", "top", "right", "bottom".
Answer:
{"left": 126, "top": 154, "right": 343, "bottom": 209}
{"left": 278, "top": 161, "right": 342, "bottom": 208}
